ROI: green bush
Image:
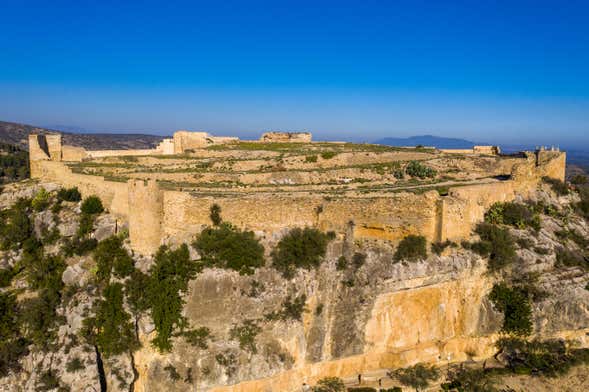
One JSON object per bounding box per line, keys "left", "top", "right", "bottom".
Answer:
{"left": 496, "top": 337, "right": 589, "bottom": 377}
{"left": 0, "top": 143, "right": 29, "bottom": 183}
{"left": 94, "top": 236, "right": 134, "bottom": 283}
{"left": 18, "top": 247, "right": 66, "bottom": 351}
{"left": 65, "top": 357, "right": 84, "bottom": 372}
{"left": 321, "top": 151, "right": 337, "bottom": 160}
{"left": 555, "top": 247, "right": 588, "bottom": 270}
{"left": 485, "top": 202, "right": 540, "bottom": 231}
{"left": 271, "top": 227, "right": 333, "bottom": 277}
{"left": 405, "top": 161, "right": 437, "bottom": 179}
{"left": 312, "top": 377, "right": 345, "bottom": 392}
{"left": 0, "top": 267, "right": 15, "bottom": 288}
{"left": 193, "top": 223, "right": 264, "bottom": 275}
{"left": 229, "top": 319, "right": 262, "bottom": 353}
{"left": 20, "top": 290, "right": 64, "bottom": 350}
{"left": 474, "top": 223, "right": 517, "bottom": 271}
{"left": 442, "top": 367, "right": 497, "bottom": 392}
{"left": 62, "top": 237, "right": 98, "bottom": 257}
{"left": 209, "top": 203, "right": 222, "bottom": 226}
{"left": 164, "top": 364, "right": 181, "bottom": 382}
{"left": 394, "top": 235, "right": 427, "bottom": 262}
{"left": 336, "top": 256, "right": 347, "bottom": 271}
{"left": 77, "top": 213, "right": 95, "bottom": 237}
{"left": 0, "top": 198, "right": 32, "bottom": 250}
{"left": 265, "top": 294, "right": 307, "bottom": 321}
{"left": 570, "top": 174, "right": 588, "bottom": 185}
{"left": 31, "top": 188, "right": 51, "bottom": 211}
{"left": 543, "top": 176, "right": 569, "bottom": 196}
{"left": 0, "top": 291, "right": 29, "bottom": 377}
{"left": 80, "top": 196, "right": 104, "bottom": 214}
{"left": 82, "top": 283, "right": 138, "bottom": 357}
{"left": 305, "top": 155, "right": 318, "bottom": 163}
{"left": 182, "top": 327, "right": 211, "bottom": 349}
{"left": 57, "top": 187, "right": 82, "bottom": 202}
{"left": 431, "top": 240, "right": 456, "bottom": 255}
{"left": 352, "top": 252, "right": 366, "bottom": 269}
{"left": 125, "top": 269, "right": 151, "bottom": 318}
{"left": 516, "top": 237, "right": 533, "bottom": 249}
{"left": 389, "top": 363, "right": 439, "bottom": 391}
{"left": 215, "top": 350, "right": 238, "bottom": 378}
{"left": 577, "top": 188, "right": 589, "bottom": 219}
{"left": 489, "top": 283, "right": 532, "bottom": 336}
{"left": 148, "top": 245, "right": 199, "bottom": 352}
{"left": 37, "top": 369, "right": 66, "bottom": 391}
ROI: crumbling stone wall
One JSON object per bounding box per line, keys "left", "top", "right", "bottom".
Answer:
{"left": 440, "top": 145, "right": 500, "bottom": 155}
{"left": 260, "top": 132, "right": 312, "bottom": 143}
{"left": 173, "top": 131, "right": 238, "bottom": 153}
{"left": 29, "top": 133, "right": 567, "bottom": 255}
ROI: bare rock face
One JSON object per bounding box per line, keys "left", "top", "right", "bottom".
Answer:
{"left": 58, "top": 207, "right": 80, "bottom": 237}
{"left": 33, "top": 209, "right": 56, "bottom": 239}
{"left": 62, "top": 264, "right": 90, "bottom": 287}
{"left": 1, "top": 181, "right": 588, "bottom": 392}
{"left": 93, "top": 214, "right": 118, "bottom": 241}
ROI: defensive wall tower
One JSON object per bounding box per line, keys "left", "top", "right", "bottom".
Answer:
{"left": 128, "top": 179, "right": 164, "bottom": 255}
{"left": 27, "top": 131, "right": 567, "bottom": 256}
{"left": 29, "top": 134, "right": 63, "bottom": 178}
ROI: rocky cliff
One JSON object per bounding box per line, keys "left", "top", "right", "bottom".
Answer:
{"left": 0, "top": 179, "right": 588, "bottom": 391}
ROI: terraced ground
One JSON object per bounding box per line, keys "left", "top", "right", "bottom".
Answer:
{"left": 66, "top": 141, "right": 522, "bottom": 198}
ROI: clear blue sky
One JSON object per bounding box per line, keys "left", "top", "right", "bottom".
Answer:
{"left": 1, "top": 0, "right": 588, "bottom": 146}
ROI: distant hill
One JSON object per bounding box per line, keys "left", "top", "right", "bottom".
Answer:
{"left": 374, "top": 135, "right": 478, "bottom": 149}
{"left": 0, "top": 120, "right": 164, "bottom": 151}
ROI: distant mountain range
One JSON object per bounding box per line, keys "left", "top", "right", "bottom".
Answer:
{"left": 0, "top": 120, "right": 163, "bottom": 151}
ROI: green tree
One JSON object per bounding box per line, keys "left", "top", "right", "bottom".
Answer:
{"left": 389, "top": 363, "right": 439, "bottom": 391}
{"left": 271, "top": 227, "right": 333, "bottom": 277}
{"left": 312, "top": 377, "right": 345, "bottom": 392}
{"left": 193, "top": 223, "right": 264, "bottom": 275}
{"left": 57, "top": 187, "right": 82, "bottom": 202}
{"left": 474, "top": 223, "right": 516, "bottom": 271}
{"left": 0, "top": 292, "right": 28, "bottom": 377}
{"left": 209, "top": 203, "right": 222, "bottom": 226}
{"left": 80, "top": 195, "right": 104, "bottom": 214}
{"left": 94, "top": 236, "right": 134, "bottom": 284}
{"left": 31, "top": 188, "right": 51, "bottom": 211}
{"left": 229, "top": 320, "right": 261, "bottom": 354}
{"left": 394, "top": 235, "right": 427, "bottom": 262}
{"left": 148, "top": 244, "right": 199, "bottom": 352}
{"left": 489, "top": 283, "right": 532, "bottom": 336}
{"left": 82, "top": 283, "right": 138, "bottom": 357}
{"left": 0, "top": 198, "right": 32, "bottom": 249}
{"left": 405, "top": 161, "right": 437, "bottom": 178}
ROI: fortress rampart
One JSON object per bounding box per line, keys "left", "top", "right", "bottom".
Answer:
{"left": 29, "top": 132, "right": 566, "bottom": 255}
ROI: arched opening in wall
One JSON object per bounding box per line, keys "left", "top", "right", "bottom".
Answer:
{"left": 494, "top": 174, "right": 512, "bottom": 181}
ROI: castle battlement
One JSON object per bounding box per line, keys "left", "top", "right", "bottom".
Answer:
{"left": 29, "top": 131, "right": 566, "bottom": 255}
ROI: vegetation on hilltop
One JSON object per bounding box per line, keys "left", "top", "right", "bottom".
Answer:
{"left": 0, "top": 142, "right": 29, "bottom": 184}
{"left": 271, "top": 227, "right": 335, "bottom": 277}
{"left": 394, "top": 234, "right": 427, "bottom": 262}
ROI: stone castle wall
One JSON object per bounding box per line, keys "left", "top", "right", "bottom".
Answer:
{"left": 29, "top": 133, "right": 567, "bottom": 255}
{"left": 128, "top": 180, "right": 164, "bottom": 255}
{"left": 260, "top": 132, "right": 313, "bottom": 143}
{"left": 440, "top": 145, "right": 501, "bottom": 155}
{"left": 173, "top": 131, "right": 238, "bottom": 153}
